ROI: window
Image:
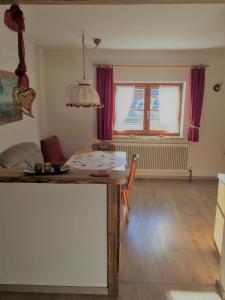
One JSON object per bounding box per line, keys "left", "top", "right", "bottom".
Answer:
{"left": 113, "top": 83, "right": 184, "bottom": 137}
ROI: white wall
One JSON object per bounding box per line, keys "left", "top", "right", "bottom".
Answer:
{"left": 0, "top": 27, "right": 42, "bottom": 153}
{"left": 41, "top": 47, "right": 225, "bottom": 177}
{"left": 0, "top": 183, "right": 107, "bottom": 287}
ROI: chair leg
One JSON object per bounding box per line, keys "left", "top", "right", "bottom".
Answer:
{"left": 122, "top": 191, "right": 129, "bottom": 222}
{"left": 121, "top": 191, "right": 126, "bottom": 206}
{"left": 125, "top": 191, "right": 131, "bottom": 210}
{"left": 121, "top": 192, "right": 126, "bottom": 223}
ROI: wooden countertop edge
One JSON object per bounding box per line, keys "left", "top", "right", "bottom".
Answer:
{"left": 0, "top": 169, "right": 127, "bottom": 185}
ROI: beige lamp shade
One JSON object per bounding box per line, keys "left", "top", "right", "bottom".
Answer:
{"left": 66, "top": 31, "right": 103, "bottom": 108}
{"left": 66, "top": 80, "right": 103, "bottom": 108}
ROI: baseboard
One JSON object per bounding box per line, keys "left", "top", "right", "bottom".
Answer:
{"left": 136, "top": 169, "right": 189, "bottom": 177}
{"left": 191, "top": 176, "right": 217, "bottom": 181}
{"left": 0, "top": 284, "right": 108, "bottom": 295}
{"left": 136, "top": 175, "right": 217, "bottom": 180}
{"left": 133, "top": 169, "right": 216, "bottom": 180}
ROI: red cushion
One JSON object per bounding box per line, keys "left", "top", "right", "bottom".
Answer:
{"left": 41, "top": 136, "right": 66, "bottom": 165}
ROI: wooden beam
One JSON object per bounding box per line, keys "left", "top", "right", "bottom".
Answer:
{"left": 107, "top": 184, "right": 120, "bottom": 296}
{"left": 0, "top": 0, "right": 225, "bottom": 4}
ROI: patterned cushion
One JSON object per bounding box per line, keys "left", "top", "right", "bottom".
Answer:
{"left": 0, "top": 142, "right": 44, "bottom": 169}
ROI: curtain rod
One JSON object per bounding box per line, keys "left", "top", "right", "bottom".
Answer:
{"left": 93, "top": 64, "right": 210, "bottom": 68}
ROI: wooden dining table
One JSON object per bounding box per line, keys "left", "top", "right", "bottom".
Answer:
{"left": 66, "top": 150, "right": 127, "bottom": 172}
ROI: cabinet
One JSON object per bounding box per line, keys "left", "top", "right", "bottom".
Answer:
{"left": 214, "top": 176, "right": 225, "bottom": 258}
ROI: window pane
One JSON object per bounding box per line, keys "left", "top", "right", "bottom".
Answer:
{"left": 149, "top": 86, "right": 180, "bottom": 133}
{"left": 114, "top": 86, "right": 144, "bottom": 132}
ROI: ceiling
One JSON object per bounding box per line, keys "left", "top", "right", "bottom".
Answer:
{"left": 0, "top": 4, "right": 225, "bottom": 49}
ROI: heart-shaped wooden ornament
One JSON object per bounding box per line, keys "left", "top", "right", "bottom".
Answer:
{"left": 13, "top": 87, "right": 36, "bottom": 118}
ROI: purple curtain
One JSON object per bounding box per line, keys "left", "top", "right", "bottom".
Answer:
{"left": 188, "top": 66, "right": 205, "bottom": 142}
{"left": 96, "top": 66, "right": 114, "bottom": 140}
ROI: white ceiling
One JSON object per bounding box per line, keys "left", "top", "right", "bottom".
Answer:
{"left": 0, "top": 4, "right": 225, "bottom": 50}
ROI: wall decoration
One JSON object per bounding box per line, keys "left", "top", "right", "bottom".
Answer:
{"left": 0, "top": 70, "right": 22, "bottom": 125}
{"left": 13, "top": 87, "right": 36, "bottom": 118}
{"left": 4, "top": 4, "right": 36, "bottom": 118}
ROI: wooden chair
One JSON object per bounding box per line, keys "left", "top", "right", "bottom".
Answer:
{"left": 121, "top": 153, "right": 139, "bottom": 223}
{"left": 91, "top": 141, "right": 116, "bottom": 151}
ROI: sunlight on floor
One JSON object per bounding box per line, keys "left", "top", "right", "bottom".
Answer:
{"left": 168, "top": 291, "right": 221, "bottom": 300}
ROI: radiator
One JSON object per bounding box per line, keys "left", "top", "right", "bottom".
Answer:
{"left": 115, "top": 143, "right": 190, "bottom": 177}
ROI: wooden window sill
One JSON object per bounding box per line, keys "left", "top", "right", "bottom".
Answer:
{"left": 113, "top": 135, "right": 185, "bottom": 143}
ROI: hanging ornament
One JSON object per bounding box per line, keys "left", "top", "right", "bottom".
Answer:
{"left": 4, "top": 4, "right": 36, "bottom": 118}
{"left": 13, "top": 87, "right": 36, "bottom": 118}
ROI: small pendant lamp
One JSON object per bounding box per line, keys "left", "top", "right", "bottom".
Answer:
{"left": 66, "top": 30, "right": 103, "bottom": 108}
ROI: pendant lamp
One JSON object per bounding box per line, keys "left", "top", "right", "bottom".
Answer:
{"left": 66, "top": 30, "right": 103, "bottom": 108}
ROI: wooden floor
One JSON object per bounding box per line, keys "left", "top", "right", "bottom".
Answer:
{"left": 0, "top": 179, "right": 219, "bottom": 300}
{"left": 120, "top": 179, "right": 218, "bottom": 285}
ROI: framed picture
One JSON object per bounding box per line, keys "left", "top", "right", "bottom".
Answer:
{"left": 0, "top": 70, "right": 22, "bottom": 125}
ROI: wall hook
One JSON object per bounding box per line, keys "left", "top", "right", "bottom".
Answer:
{"left": 213, "top": 82, "right": 223, "bottom": 92}
{"left": 93, "top": 38, "right": 101, "bottom": 48}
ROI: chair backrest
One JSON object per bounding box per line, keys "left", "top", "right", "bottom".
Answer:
{"left": 41, "top": 135, "right": 66, "bottom": 165}
{"left": 92, "top": 142, "right": 116, "bottom": 151}
{"left": 127, "top": 153, "right": 139, "bottom": 190}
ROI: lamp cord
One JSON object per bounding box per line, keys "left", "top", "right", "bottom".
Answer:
{"left": 82, "top": 30, "right": 86, "bottom": 80}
